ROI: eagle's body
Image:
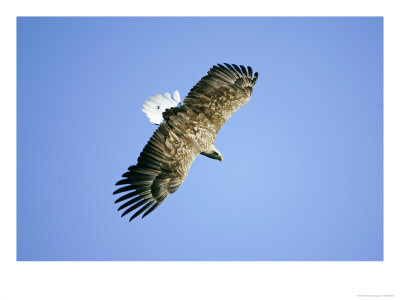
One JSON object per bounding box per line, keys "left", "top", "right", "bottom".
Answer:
{"left": 114, "top": 63, "right": 258, "bottom": 221}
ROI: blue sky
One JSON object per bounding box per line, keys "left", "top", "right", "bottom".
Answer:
{"left": 17, "top": 17, "right": 383, "bottom": 260}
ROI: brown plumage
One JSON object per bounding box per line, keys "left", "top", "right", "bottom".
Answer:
{"left": 114, "top": 63, "right": 258, "bottom": 221}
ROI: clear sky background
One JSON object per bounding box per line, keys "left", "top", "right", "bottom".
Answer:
{"left": 17, "top": 17, "right": 383, "bottom": 261}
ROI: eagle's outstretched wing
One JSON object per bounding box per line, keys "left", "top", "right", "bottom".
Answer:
{"left": 114, "top": 63, "right": 258, "bottom": 221}
{"left": 183, "top": 63, "right": 258, "bottom": 131}
{"left": 113, "top": 119, "right": 199, "bottom": 221}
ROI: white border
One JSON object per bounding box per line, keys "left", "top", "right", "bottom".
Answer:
{"left": 1, "top": 1, "right": 399, "bottom": 299}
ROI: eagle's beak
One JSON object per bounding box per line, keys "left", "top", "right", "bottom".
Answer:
{"left": 220, "top": 156, "right": 223, "bottom": 162}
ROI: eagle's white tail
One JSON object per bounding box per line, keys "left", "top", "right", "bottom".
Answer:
{"left": 142, "top": 90, "right": 181, "bottom": 125}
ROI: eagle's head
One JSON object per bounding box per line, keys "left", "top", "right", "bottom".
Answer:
{"left": 200, "top": 144, "right": 223, "bottom": 162}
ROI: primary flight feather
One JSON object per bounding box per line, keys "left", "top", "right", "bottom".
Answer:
{"left": 114, "top": 63, "right": 258, "bottom": 221}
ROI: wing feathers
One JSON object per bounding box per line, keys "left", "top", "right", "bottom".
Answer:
{"left": 114, "top": 191, "right": 140, "bottom": 203}
{"left": 129, "top": 202, "right": 153, "bottom": 221}
{"left": 240, "top": 65, "right": 248, "bottom": 76}
{"left": 118, "top": 196, "right": 144, "bottom": 211}
{"left": 217, "top": 64, "right": 237, "bottom": 81}
{"left": 116, "top": 178, "right": 130, "bottom": 186}
{"left": 113, "top": 185, "right": 134, "bottom": 195}
{"left": 183, "top": 63, "right": 258, "bottom": 131}
{"left": 114, "top": 122, "right": 186, "bottom": 220}
{"left": 232, "top": 64, "right": 242, "bottom": 74}
{"left": 142, "top": 201, "right": 162, "bottom": 218}
{"left": 247, "top": 66, "right": 253, "bottom": 78}
{"left": 121, "top": 199, "right": 149, "bottom": 217}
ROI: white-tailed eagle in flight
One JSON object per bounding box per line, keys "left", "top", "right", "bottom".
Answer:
{"left": 114, "top": 63, "right": 258, "bottom": 221}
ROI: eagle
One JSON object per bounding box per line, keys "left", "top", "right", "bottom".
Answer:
{"left": 114, "top": 63, "right": 258, "bottom": 221}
